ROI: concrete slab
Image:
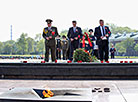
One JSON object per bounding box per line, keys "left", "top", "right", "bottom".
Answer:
{"left": 1, "top": 80, "right": 138, "bottom": 102}
{"left": 0, "top": 88, "right": 92, "bottom": 102}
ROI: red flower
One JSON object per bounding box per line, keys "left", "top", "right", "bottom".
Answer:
{"left": 108, "top": 31, "right": 111, "bottom": 34}
{"left": 85, "top": 50, "right": 88, "bottom": 52}
{"left": 78, "top": 35, "right": 80, "bottom": 38}
{"left": 55, "top": 60, "right": 57, "bottom": 63}
{"left": 129, "top": 61, "right": 133, "bottom": 63}
{"left": 52, "top": 32, "right": 55, "bottom": 35}
{"left": 77, "top": 60, "right": 82, "bottom": 63}
{"left": 124, "top": 61, "right": 128, "bottom": 63}
{"left": 120, "top": 61, "right": 123, "bottom": 63}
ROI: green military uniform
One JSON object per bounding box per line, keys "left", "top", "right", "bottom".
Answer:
{"left": 61, "top": 39, "right": 69, "bottom": 60}
{"left": 42, "top": 21, "right": 59, "bottom": 62}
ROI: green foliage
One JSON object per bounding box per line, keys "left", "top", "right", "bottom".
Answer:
{"left": 115, "top": 38, "right": 135, "bottom": 54}
{"left": 35, "top": 33, "right": 42, "bottom": 41}
{"left": 106, "top": 23, "right": 138, "bottom": 34}
{"left": 2, "top": 40, "right": 16, "bottom": 55}
{"left": 73, "top": 48, "right": 97, "bottom": 62}
{"left": 16, "top": 33, "right": 28, "bottom": 55}
{"left": 134, "top": 43, "right": 138, "bottom": 52}
{"left": 26, "top": 37, "right": 35, "bottom": 54}
{"left": 36, "top": 39, "right": 45, "bottom": 54}
{"left": 115, "top": 43, "right": 126, "bottom": 54}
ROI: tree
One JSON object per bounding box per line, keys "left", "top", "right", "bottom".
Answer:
{"left": 115, "top": 38, "right": 135, "bottom": 55}
{"left": 3, "top": 43, "right": 12, "bottom": 54}
{"left": 106, "top": 23, "right": 138, "bottom": 34}
{"left": 36, "top": 39, "right": 45, "bottom": 55}
{"left": 0, "top": 42, "right": 3, "bottom": 54}
{"left": 2, "top": 40, "right": 16, "bottom": 55}
{"left": 16, "top": 33, "right": 28, "bottom": 55}
{"left": 115, "top": 43, "right": 126, "bottom": 54}
{"left": 35, "top": 33, "right": 42, "bottom": 42}
{"left": 134, "top": 43, "right": 138, "bottom": 52}
{"left": 122, "top": 38, "right": 135, "bottom": 55}
{"left": 26, "top": 37, "right": 35, "bottom": 54}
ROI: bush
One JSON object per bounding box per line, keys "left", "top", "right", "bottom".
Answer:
{"left": 73, "top": 48, "right": 97, "bottom": 62}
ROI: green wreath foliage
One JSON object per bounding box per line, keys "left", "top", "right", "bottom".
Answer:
{"left": 73, "top": 48, "right": 98, "bottom": 62}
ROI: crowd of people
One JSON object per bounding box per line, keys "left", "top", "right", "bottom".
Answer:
{"left": 42, "top": 19, "right": 115, "bottom": 63}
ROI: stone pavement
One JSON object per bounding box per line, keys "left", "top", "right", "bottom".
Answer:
{"left": 0, "top": 58, "right": 138, "bottom": 63}
{"left": 0, "top": 80, "right": 138, "bottom": 102}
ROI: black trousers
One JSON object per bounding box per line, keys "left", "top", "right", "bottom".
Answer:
{"left": 111, "top": 53, "right": 115, "bottom": 59}
{"left": 56, "top": 49, "right": 61, "bottom": 59}
{"left": 93, "top": 50, "right": 99, "bottom": 58}
{"left": 98, "top": 40, "right": 109, "bottom": 61}
{"left": 69, "top": 41, "right": 79, "bottom": 61}
{"left": 63, "top": 49, "right": 67, "bottom": 60}
{"left": 45, "top": 45, "right": 56, "bottom": 62}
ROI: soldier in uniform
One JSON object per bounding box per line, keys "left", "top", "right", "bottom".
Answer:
{"left": 42, "top": 19, "right": 59, "bottom": 62}
{"left": 61, "top": 35, "right": 69, "bottom": 60}
{"left": 67, "top": 20, "right": 82, "bottom": 63}
{"left": 110, "top": 44, "right": 116, "bottom": 59}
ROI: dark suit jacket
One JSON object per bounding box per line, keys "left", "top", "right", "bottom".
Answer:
{"left": 67, "top": 27, "right": 82, "bottom": 42}
{"left": 42, "top": 26, "right": 59, "bottom": 46}
{"left": 94, "top": 26, "right": 111, "bottom": 45}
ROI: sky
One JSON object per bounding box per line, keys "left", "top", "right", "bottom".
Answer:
{"left": 0, "top": 0, "right": 138, "bottom": 41}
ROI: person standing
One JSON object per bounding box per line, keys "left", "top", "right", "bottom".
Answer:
{"left": 56, "top": 35, "right": 61, "bottom": 60}
{"left": 61, "top": 35, "right": 69, "bottom": 60}
{"left": 67, "top": 20, "right": 82, "bottom": 63}
{"left": 94, "top": 19, "right": 111, "bottom": 63}
{"left": 88, "top": 29, "right": 98, "bottom": 57}
{"left": 42, "top": 19, "right": 59, "bottom": 62}
{"left": 110, "top": 45, "right": 116, "bottom": 59}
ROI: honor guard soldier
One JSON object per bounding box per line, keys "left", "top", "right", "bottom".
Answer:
{"left": 42, "top": 19, "right": 59, "bottom": 62}
{"left": 61, "top": 35, "right": 69, "bottom": 60}
{"left": 110, "top": 44, "right": 116, "bottom": 59}
{"left": 67, "top": 20, "right": 82, "bottom": 63}
{"left": 56, "top": 35, "right": 62, "bottom": 60}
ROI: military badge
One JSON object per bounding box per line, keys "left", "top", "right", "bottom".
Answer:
{"left": 43, "top": 29, "right": 48, "bottom": 34}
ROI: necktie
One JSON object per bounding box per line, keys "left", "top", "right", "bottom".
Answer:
{"left": 73, "top": 27, "right": 76, "bottom": 32}
{"left": 102, "top": 26, "right": 105, "bottom": 36}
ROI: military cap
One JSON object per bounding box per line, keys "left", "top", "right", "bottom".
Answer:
{"left": 46, "top": 19, "right": 53, "bottom": 23}
{"left": 89, "top": 29, "right": 93, "bottom": 32}
{"left": 72, "top": 20, "right": 77, "bottom": 23}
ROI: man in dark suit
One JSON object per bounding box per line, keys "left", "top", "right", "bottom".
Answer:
{"left": 94, "top": 19, "right": 111, "bottom": 63}
{"left": 67, "top": 20, "right": 82, "bottom": 63}
{"left": 42, "top": 19, "right": 59, "bottom": 62}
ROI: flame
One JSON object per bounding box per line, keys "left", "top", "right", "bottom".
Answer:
{"left": 42, "top": 90, "right": 54, "bottom": 98}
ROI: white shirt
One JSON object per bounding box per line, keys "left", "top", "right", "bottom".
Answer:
{"left": 73, "top": 27, "right": 76, "bottom": 32}
{"left": 100, "top": 26, "right": 105, "bottom": 36}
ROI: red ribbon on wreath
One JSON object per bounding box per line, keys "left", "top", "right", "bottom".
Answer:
{"left": 84, "top": 32, "right": 92, "bottom": 47}
{"left": 82, "top": 35, "right": 85, "bottom": 48}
